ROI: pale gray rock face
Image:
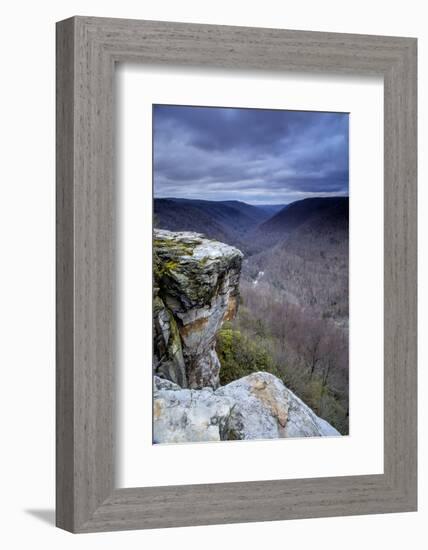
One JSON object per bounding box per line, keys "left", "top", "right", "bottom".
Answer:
{"left": 153, "top": 372, "right": 340, "bottom": 444}
{"left": 153, "top": 376, "right": 181, "bottom": 392}
{"left": 153, "top": 229, "right": 243, "bottom": 389}
{"left": 216, "top": 372, "right": 290, "bottom": 440}
{"left": 153, "top": 376, "right": 235, "bottom": 443}
{"left": 283, "top": 385, "right": 341, "bottom": 438}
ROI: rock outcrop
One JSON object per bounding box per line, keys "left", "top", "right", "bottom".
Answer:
{"left": 153, "top": 372, "right": 340, "bottom": 444}
{"left": 153, "top": 377, "right": 235, "bottom": 443}
{"left": 152, "top": 229, "right": 341, "bottom": 442}
{"left": 153, "top": 229, "right": 243, "bottom": 389}
{"left": 218, "top": 372, "right": 340, "bottom": 439}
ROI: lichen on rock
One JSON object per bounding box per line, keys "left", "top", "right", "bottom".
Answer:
{"left": 153, "top": 375, "right": 235, "bottom": 443}
{"left": 217, "top": 372, "right": 340, "bottom": 439}
{"left": 153, "top": 372, "right": 340, "bottom": 444}
{"left": 215, "top": 372, "right": 290, "bottom": 439}
{"left": 153, "top": 229, "right": 243, "bottom": 389}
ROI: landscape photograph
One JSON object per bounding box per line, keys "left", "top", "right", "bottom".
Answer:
{"left": 152, "top": 104, "right": 349, "bottom": 444}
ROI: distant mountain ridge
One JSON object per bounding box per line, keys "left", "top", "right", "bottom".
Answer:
{"left": 154, "top": 197, "right": 279, "bottom": 252}
{"left": 154, "top": 196, "right": 348, "bottom": 255}
{"left": 257, "top": 196, "right": 348, "bottom": 235}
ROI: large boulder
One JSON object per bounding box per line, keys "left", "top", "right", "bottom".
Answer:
{"left": 215, "top": 371, "right": 290, "bottom": 439}
{"left": 153, "top": 372, "right": 340, "bottom": 444}
{"left": 153, "top": 229, "right": 243, "bottom": 389}
{"left": 153, "top": 376, "right": 235, "bottom": 443}
{"left": 217, "top": 372, "right": 340, "bottom": 439}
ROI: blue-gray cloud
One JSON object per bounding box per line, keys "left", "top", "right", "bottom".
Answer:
{"left": 153, "top": 105, "right": 348, "bottom": 205}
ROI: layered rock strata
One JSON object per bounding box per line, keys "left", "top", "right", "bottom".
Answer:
{"left": 153, "top": 229, "right": 243, "bottom": 389}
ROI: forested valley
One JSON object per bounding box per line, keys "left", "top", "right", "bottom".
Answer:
{"left": 154, "top": 196, "right": 349, "bottom": 434}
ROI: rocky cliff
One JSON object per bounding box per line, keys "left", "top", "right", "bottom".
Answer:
{"left": 153, "top": 229, "right": 243, "bottom": 389}
{"left": 153, "top": 229, "right": 340, "bottom": 442}
{"left": 153, "top": 372, "right": 340, "bottom": 443}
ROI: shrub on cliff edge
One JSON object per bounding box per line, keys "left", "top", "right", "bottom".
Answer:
{"left": 216, "top": 324, "right": 279, "bottom": 385}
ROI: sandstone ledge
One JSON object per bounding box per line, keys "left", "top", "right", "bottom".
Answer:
{"left": 153, "top": 229, "right": 243, "bottom": 389}
{"left": 153, "top": 372, "right": 340, "bottom": 443}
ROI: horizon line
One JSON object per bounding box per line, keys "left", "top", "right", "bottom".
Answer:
{"left": 153, "top": 195, "right": 349, "bottom": 207}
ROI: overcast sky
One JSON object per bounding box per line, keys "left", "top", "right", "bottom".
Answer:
{"left": 153, "top": 105, "right": 349, "bottom": 205}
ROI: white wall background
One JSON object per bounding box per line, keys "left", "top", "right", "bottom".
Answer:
{"left": 0, "top": 1, "right": 425, "bottom": 548}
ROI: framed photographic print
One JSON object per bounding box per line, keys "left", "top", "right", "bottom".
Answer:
{"left": 151, "top": 104, "right": 349, "bottom": 443}
{"left": 56, "top": 17, "right": 417, "bottom": 532}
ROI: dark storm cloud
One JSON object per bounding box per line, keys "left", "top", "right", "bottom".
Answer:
{"left": 153, "top": 104, "right": 349, "bottom": 205}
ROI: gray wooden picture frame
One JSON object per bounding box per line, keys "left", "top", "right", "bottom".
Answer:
{"left": 56, "top": 16, "right": 417, "bottom": 533}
